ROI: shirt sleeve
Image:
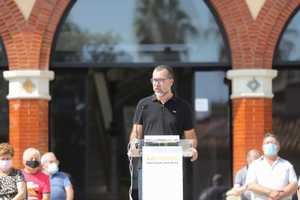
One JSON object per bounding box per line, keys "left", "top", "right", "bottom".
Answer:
{"left": 245, "top": 163, "right": 257, "bottom": 185}
{"left": 133, "top": 100, "right": 144, "bottom": 125}
{"left": 288, "top": 164, "right": 297, "bottom": 183}
{"left": 182, "top": 102, "right": 194, "bottom": 130}
{"left": 234, "top": 169, "right": 243, "bottom": 186}
{"left": 63, "top": 174, "right": 72, "bottom": 188}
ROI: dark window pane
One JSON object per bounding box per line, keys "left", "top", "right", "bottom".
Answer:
{"left": 0, "top": 39, "right": 7, "bottom": 66}
{"left": 50, "top": 72, "right": 88, "bottom": 199}
{"left": 273, "top": 70, "right": 300, "bottom": 175}
{"left": 193, "top": 71, "right": 231, "bottom": 200}
{"left": 274, "top": 11, "right": 300, "bottom": 63}
{"left": 53, "top": 0, "right": 229, "bottom": 64}
{"left": 0, "top": 71, "right": 8, "bottom": 142}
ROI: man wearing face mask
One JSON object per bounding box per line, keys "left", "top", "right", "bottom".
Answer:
{"left": 22, "top": 148, "right": 50, "bottom": 200}
{"left": 41, "top": 152, "right": 74, "bottom": 200}
{"left": 245, "top": 133, "right": 297, "bottom": 200}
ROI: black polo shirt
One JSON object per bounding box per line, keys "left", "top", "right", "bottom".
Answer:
{"left": 133, "top": 94, "right": 195, "bottom": 138}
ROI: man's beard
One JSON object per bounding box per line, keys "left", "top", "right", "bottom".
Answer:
{"left": 155, "top": 90, "right": 168, "bottom": 97}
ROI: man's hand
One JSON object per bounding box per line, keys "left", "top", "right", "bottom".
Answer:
{"left": 190, "top": 147, "right": 198, "bottom": 161}
{"left": 127, "top": 139, "right": 141, "bottom": 157}
{"left": 268, "top": 190, "right": 281, "bottom": 200}
{"left": 226, "top": 186, "right": 245, "bottom": 196}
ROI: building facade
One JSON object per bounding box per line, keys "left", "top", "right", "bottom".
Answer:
{"left": 0, "top": 0, "right": 299, "bottom": 199}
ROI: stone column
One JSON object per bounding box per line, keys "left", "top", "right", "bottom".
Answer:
{"left": 227, "top": 69, "right": 277, "bottom": 173}
{"left": 3, "top": 70, "right": 54, "bottom": 168}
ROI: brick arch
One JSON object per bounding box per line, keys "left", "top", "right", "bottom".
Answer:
{"left": 210, "top": 0, "right": 300, "bottom": 69}
{"left": 0, "top": 0, "right": 72, "bottom": 70}
{"left": 0, "top": 0, "right": 73, "bottom": 168}
{"left": 204, "top": 0, "right": 233, "bottom": 64}
{"left": 34, "top": 0, "right": 75, "bottom": 69}
{"left": 209, "top": 0, "right": 255, "bottom": 68}
{"left": 264, "top": 1, "right": 300, "bottom": 68}
{"left": 209, "top": 0, "right": 300, "bottom": 174}
{"left": 0, "top": 0, "right": 26, "bottom": 68}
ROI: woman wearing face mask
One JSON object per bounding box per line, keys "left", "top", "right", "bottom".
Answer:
{"left": 0, "top": 143, "right": 26, "bottom": 200}
{"left": 22, "top": 147, "right": 50, "bottom": 200}
{"left": 41, "top": 152, "right": 74, "bottom": 200}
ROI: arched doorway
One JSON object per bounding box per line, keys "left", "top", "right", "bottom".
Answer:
{"left": 51, "top": 0, "right": 231, "bottom": 199}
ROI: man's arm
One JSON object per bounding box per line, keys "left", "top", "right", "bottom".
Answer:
{"left": 128, "top": 124, "right": 143, "bottom": 157}
{"left": 65, "top": 185, "right": 74, "bottom": 200}
{"left": 129, "top": 124, "right": 143, "bottom": 142}
{"left": 184, "top": 129, "right": 198, "bottom": 161}
{"left": 247, "top": 182, "right": 297, "bottom": 200}
{"left": 278, "top": 182, "right": 297, "bottom": 199}
{"left": 12, "top": 181, "right": 26, "bottom": 200}
{"left": 247, "top": 182, "right": 277, "bottom": 197}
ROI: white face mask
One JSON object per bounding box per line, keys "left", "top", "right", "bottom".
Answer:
{"left": 0, "top": 160, "right": 12, "bottom": 172}
{"left": 46, "top": 163, "right": 59, "bottom": 175}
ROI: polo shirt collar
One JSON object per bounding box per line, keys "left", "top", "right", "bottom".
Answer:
{"left": 261, "top": 155, "right": 281, "bottom": 167}
{"left": 151, "top": 94, "right": 176, "bottom": 103}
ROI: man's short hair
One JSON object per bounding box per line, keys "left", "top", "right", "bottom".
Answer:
{"left": 263, "top": 132, "right": 279, "bottom": 144}
{"left": 154, "top": 65, "right": 174, "bottom": 79}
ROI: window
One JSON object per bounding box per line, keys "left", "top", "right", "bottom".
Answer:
{"left": 0, "top": 39, "right": 7, "bottom": 67}
{"left": 53, "top": 0, "right": 229, "bottom": 65}
{"left": 274, "top": 10, "right": 300, "bottom": 63}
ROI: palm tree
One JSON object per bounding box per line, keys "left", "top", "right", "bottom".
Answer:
{"left": 134, "top": 0, "right": 198, "bottom": 61}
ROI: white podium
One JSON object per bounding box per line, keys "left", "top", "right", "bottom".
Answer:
{"left": 128, "top": 135, "right": 193, "bottom": 200}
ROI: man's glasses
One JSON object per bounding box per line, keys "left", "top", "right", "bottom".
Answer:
{"left": 150, "top": 78, "right": 170, "bottom": 84}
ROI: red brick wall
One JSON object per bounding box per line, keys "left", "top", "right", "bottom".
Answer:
{"left": 232, "top": 98, "right": 272, "bottom": 172}
{"left": 210, "top": 0, "right": 300, "bottom": 69}
{"left": 0, "top": 0, "right": 71, "bottom": 69}
{"left": 209, "top": 0, "right": 300, "bottom": 173}
{"left": 9, "top": 100, "right": 49, "bottom": 169}
{"left": 0, "top": 0, "right": 71, "bottom": 167}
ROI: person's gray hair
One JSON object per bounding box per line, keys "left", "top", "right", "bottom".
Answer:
{"left": 41, "top": 152, "right": 56, "bottom": 164}
{"left": 23, "top": 147, "right": 41, "bottom": 161}
{"left": 154, "top": 65, "right": 174, "bottom": 79}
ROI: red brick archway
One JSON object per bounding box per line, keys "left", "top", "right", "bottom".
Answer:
{"left": 0, "top": 0, "right": 72, "bottom": 168}
{"left": 209, "top": 0, "right": 300, "bottom": 173}
{"left": 0, "top": 0, "right": 300, "bottom": 173}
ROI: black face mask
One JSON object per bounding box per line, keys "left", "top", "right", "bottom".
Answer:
{"left": 26, "top": 160, "right": 40, "bottom": 169}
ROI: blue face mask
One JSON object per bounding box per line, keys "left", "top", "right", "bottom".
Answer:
{"left": 263, "top": 143, "right": 277, "bottom": 157}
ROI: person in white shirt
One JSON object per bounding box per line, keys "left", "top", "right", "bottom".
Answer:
{"left": 226, "top": 149, "right": 261, "bottom": 200}
{"left": 297, "top": 178, "right": 300, "bottom": 200}
{"left": 246, "top": 133, "right": 297, "bottom": 200}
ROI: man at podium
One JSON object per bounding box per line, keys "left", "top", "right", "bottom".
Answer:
{"left": 128, "top": 65, "right": 198, "bottom": 200}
